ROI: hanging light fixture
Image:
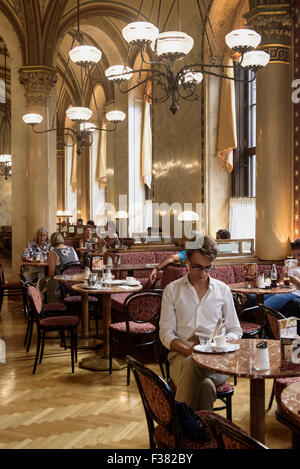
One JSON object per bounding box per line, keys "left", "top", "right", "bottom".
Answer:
{"left": 100, "top": 0, "right": 270, "bottom": 114}
{"left": 0, "top": 42, "right": 12, "bottom": 180}
{"left": 22, "top": 0, "right": 126, "bottom": 155}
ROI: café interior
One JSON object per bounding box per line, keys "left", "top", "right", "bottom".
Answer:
{"left": 0, "top": 0, "right": 299, "bottom": 451}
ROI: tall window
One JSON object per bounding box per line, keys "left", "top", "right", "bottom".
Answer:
{"left": 233, "top": 68, "right": 256, "bottom": 197}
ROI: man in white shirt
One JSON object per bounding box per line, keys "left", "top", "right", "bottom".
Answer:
{"left": 159, "top": 235, "right": 243, "bottom": 411}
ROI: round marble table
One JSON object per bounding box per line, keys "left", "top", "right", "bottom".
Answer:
{"left": 192, "top": 338, "right": 300, "bottom": 444}
{"left": 281, "top": 380, "right": 300, "bottom": 424}
{"left": 71, "top": 282, "right": 143, "bottom": 371}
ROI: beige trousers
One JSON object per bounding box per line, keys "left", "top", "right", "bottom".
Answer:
{"left": 168, "top": 351, "right": 229, "bottom": 411}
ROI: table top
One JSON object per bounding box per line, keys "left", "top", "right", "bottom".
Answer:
{"left": 281, "top": 381, "right": 300, "bottom": 424}
{"left": 54, "top": 273, "right": 85, "bottom": 282}
{"left": 22, "top": 260, "right": 49, "bottom": 267}
{"left": 229, "top": 282, "right": 296, "bottom": 296}
{"left": 192, "top": 339, "right": 300, "bottom": 379}
{"left": 71, "top": 282, "right": 143, "bottom": 295}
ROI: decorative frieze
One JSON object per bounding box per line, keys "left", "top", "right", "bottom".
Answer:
{"left": 19, "top": 66, "right": 57, "bottom": 106}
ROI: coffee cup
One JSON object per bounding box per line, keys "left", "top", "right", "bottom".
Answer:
{"left": 214, "top": 335, "right": 227, "bottom": 348}
{"left": 126, "top": 276, "right": 135, "bottom": 284}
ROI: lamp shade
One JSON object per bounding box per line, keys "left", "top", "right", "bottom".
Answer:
{"left": 106, "top": 110, "right": 126, "bottom": 123}
{"left": 225, "top": 29, "right": 261, "bottom": 52}
{"left": 0, "top": 154, "right": 11, "bottom": 165}
{"left": 241, "top": 50, "right": 270, "bottom": 70}
{"left": 66, "top": 107, "right": 93, "bottom": 122}
{"left": 69, "top": 45, "right": 102, "bottom": 66}
{"left": 153, "top": 31, "right": 194, "bottom": 60}
{"left": 80, "top": 122, "right": 96, "bottom": 132}
{"left": 115, "top": 210, "right": 129, "bottom": 219}
{"left": 105, "top": 65, "right": 133, "bottom": 83}
{"left": 178, "top": 210, "right": 199, "bottom": 221}
{"left": 122, "top": 21, "right": 159, "bottom": 46}
{"left": 22, "top": 113, "right": 43, "bottom": 125}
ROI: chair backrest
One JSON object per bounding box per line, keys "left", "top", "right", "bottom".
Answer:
{"left": 123, "top": 289, "right": 163, "bottom": 324}
{"left": 161, "top": 266, "right": 187, "bottom": 289}
{"left": 0, "top": 263, "right": 5, "bottom": 286}
{"left": 126, "top": 355, "right": 181, "bottom": 447}
{"left": 260, "top": 304, "right": 286, "bottom": 339}
{"left": 24, "top": 282, "right": 43, "bottom": 320}
{"left": 206, "top": 414, "right": 268, "bottom": 449}
{"left": 59, "top": 262, "right": 84, "bottom": 294}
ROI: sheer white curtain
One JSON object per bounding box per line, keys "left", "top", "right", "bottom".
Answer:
{"left": 229, "top": 197, "right": 256, "bottom": 239}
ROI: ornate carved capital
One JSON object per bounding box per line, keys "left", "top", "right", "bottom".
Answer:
{"left": 19, "top": 66, "right": 57, "bottom": 106}
{"left": 244, "top": 4, "right": 293, "bottom": 63}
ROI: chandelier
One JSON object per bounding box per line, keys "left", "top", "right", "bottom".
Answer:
{"left": 103, "top": 0, "right": 270, "bottom": 114}
{"left": 0, "top": 42, "right": 12, "bottom": 180}
{"left": 22, "top": 0, "right": 126, "bottom": 155}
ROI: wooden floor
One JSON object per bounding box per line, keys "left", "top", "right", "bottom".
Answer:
{"left": 0, "top": 255, "right": 293, "bottom": 450}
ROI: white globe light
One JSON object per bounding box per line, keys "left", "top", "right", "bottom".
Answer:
{"left": 122, "top": 22, "right": 159, "bottom": 46}
{"left": 178, "top": 210, "right": 199, "bottom": 221}
{"left": 225, "top": 29, "right": 261, "bottom": 52}
{"left": 180, "top": 70, "right": 203, "bottom": 86}
{"left": 69, "top": 45, "right": 102, "bottom": 66}
{"left": 105, "top": 65, "right": 134, "bottom": 83}
{"left": 66, "top": 107, "right": 93, "bottom": 122}
{"left": 0, "top": 154, "right": 11, "bottom": 165}
{"left": 80, "top": 122, "right": 96, "bottom": 132}
{"left": 106, "top": 111, "right": 126, "bottom": 123}
{"left": 22, "top": 113, "right": 43, "bottom": 125}
{"left": 241, "top": 50, "right": 270, "bottom": 70}
{"left": 152, "top": 31, "right": 194, "bottom": 61}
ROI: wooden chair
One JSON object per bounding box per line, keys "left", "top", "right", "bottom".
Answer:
{"left": 260, "top": 303, "right": 300, "bottom": 410}
{"left": 109, "top": 290, "right": 164, "bottom": 385}
{"left": 0, "top": 262, "right": 25, "bottom": 314}
{"left": 24, "top": 282, "right": 80, "bottom": 374}
{"left": 126, "top": 355, "right": 265, "bottom": 449}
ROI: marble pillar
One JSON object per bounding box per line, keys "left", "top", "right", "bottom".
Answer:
{"left": 19, "top": 66, "right": 57, "bottom": 242}
{"left": 245, "top": 3, "right": 293, "bottom": 260}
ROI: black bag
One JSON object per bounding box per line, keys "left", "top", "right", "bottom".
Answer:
{"left": 173, "top": 401, "right": 211, "bottom": 442}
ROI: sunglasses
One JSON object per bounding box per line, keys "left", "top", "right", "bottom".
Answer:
{"left": 189, "top": 262, "right": 214, "bottom": 272}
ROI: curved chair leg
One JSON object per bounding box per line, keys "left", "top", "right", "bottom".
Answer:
{"left": 39, "top": 332, "right": 46, "bottom": 364}
{"left": 0, "top": 290, "right": 4, "bottom": 314}
{"left": 109, "top": 330, "right": 113, "bottom": 375}
{"left": 267, "top": 380, "right": 275, "bottom": 410}
{"left": 70, "top": 328, "right": 75, "bottom": 373}
{"left": 33, "top": 333, "right": 41, "bottom": 375}
{"left": 25, "top": 320, "right": 34, "bottom": 353}
{"left": 127, "top": 363, "right": 131, "bottom": 386}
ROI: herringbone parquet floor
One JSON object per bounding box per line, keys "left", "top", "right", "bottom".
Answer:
{"left": 0, "top": 255, "right": 293, "bottom": 449}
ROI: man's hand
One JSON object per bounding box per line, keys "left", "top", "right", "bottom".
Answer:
{"left": 149, "top": 268, "right": 158, "bottom": 283}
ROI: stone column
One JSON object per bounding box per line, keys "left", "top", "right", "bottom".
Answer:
{"left": 245, "top": 2, "right": 293, "bottom": 260}
{"left": 19, "top": 65, "right": 57, "bottom": 242}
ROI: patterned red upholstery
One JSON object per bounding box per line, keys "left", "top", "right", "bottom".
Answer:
{"left": 266, "top": 313, "right": 280, "bottom": 339}
{"left": 28, "top": 285, "right": 42, "bottom": 315}
{"left": 64, "top": 295, "right": 98, "bottom": 303}
{"left": 161, "top": 266, "right": 188, "bottom": 289}
{"left": 40, "top": 315, "right": 79, "bottom": 330}
{"left": 240, "top": 321, "right": 262, "bottom": 334}
{"left": 111, "top": 292, "right": 132, "bottom": 313}
{"left": 43, "top": 302, "right": 67, "bottom": 313}
{"left": 274, "top": 376, "right": 300, "bottom": 400}
{"left": 216, "top": 382, "right": 233, "bottom": 394}
{"left": 210, "top": 265, "right": 235, "bottom": 284}
{"left": 110, "top": 321, "right": 156, "bottom": 334}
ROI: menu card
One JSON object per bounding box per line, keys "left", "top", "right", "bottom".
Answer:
{"left": 279, "top": 317, "right": 300, "bottom": 370}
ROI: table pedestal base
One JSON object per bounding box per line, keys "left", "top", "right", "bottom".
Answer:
{"left": 250, "top": 378, "right": 265, "bottom": 444}
{"left": 78, "top": 354, "right": 126, "bottom": 371}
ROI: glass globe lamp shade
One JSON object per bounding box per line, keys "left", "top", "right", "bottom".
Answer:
{"left": 105, "top": 65, "right": 133, "bottom": 83}
{"left": 80, "top": 122, "right": 96, "bottom": 132}
{"left": 152, "top": 31, "right": 194, "bottom": 61}
{"left": 122, "top": 22, "right": 159, "bottom": 46}
{"left": 241, "top": 50, "right": 270, "bottom": 70}
{"left": 69, "top": 45, "right": 102, "bottom": 67}
{"left": 225, "top": 29, "right": 261, "bottom": 53}
{"left": 22, "top": 113, "right": 43, "bottom": 125}
{"left": 178, "top": 210, "right": 199, "bottom": 221}
{"left": 106, "top": 111, "right": 126, "bottom": 123}
{"left": 66, "top": 107, "right": 93, "bottom": 122}
{"left": 0, "top": 154, "right": 11, "bottom": 165}
{"left": 180, "top": 70, "right": 203, "bottom": 86}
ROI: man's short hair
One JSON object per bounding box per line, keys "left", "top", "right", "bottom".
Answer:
{"left": 291, "top": 238, "right": 300, "bottom": 250}
{"left": 186, "top": 235, "right": 219, "bottom": 261}
{"left": 216, "top": 229, "right": 230, "bottom": 239}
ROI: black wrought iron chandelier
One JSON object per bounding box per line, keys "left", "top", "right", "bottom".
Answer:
{"left": 103, "top": 0, "right": 270, "bottom": 114}
{"left": 22, "top": 0, "right": 126, "bottom": 155}
{"left": 0, "top": 42, "right": 12, "bottom": 180}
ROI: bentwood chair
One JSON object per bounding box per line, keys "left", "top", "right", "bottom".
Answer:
{"left": 24, "top": 282, "right": 80, "bottom": 374}
{"left": 260, "top": 304, "right": 300, "bottom": 410}
{"left": 126, "top": 356, "right": 267, "bottom": 449}
{"left": 109, "top": 290, "right": 164, "bottom": 385}
{"left": 0, "top": 262, "right": 25, "bottom": 314}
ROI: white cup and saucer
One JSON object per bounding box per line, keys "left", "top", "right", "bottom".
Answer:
{"left": 126, "top": 276, "right": 136, "bottom": 285}
{"left": 214, "top": 335, "right": 227, "bottom": 349}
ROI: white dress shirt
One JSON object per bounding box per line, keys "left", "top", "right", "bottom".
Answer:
{"left": 159, "top": 275, "right": 243, "bottom": 350}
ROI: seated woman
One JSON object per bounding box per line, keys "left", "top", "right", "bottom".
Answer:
{"left": 21, "top": 227, "right": 53, "bottom": 283}
{"left": 79, "top": 225, "right": 99, "bottom": 249}
{"left": 98, "top": 221, "right": 120, "bottom": 249}
{"left": 39, "top": 232, "right": 79, "bottom": 303}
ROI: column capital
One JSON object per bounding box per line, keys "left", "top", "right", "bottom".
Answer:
{"left": 19, "top": 65, "right": 57, "bottom": 106}
{"left": 244, "top": 3, "right": 293, "bottom": 64}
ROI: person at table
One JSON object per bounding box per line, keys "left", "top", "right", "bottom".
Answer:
{"left": 76, "top": 218, "right": 84, "bottom": 226}
{"left": 98, "top": 221, "right": 120, "bottom": 249}
{"left": 39, "top": 232, "right": 79, "bottom": 303}
{"left": 263, "top": 238, "right": 300, "bottom": 317}
{"left": 21, "top": 227, "right": 53, "bottom": 283}
{"left": 159, "top": 235, "right": 243, "bottom": 411}
{"left": 216, "top": 229, "right": 231, "bottom": 239}
{"left": 79, "top": 225, "right": 99, "bottom": 249}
